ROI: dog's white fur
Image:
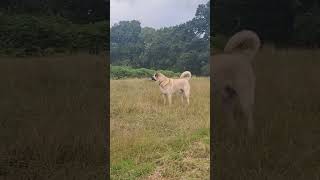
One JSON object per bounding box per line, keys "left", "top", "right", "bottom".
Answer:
{"left": 212, "top": 30, "right": 261, "bottom": 135}
{"left": 152, "top": 71, "right": 192, "bottom": 105}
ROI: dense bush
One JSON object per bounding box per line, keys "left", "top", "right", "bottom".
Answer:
{"left": 110, "top": 66, "right": 180, "bottom": 79}
{"left": 0, "top": 14, "right": 108, "bottom": 56}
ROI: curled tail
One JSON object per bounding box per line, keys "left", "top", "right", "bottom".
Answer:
{"left": 224, "top": 30, "right": 261, "bottom": 61}
{"left": 180, "top": 71, "right": 192, "bottom": 80}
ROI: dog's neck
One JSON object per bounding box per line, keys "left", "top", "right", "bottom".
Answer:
{"left": 159, "top": 78, "right": 170, "bottom": 88}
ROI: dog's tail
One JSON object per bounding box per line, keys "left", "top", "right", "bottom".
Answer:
{"left": 224, "top": 30, "right": 261, "bottom": 61}
{"left": 180, "top": 71, "right": 192, "bottom": 80}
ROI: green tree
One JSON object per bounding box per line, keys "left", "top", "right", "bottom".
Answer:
{"left": 110, "top": 20, "right": 144, "bottom": 66}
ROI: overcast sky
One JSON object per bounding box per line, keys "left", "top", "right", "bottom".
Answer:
{"left": 111, "top": 0, "right": 208, "bottom": 29}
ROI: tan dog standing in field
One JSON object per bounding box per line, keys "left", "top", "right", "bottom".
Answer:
{"left": 212, "top": 30, "right": 261, "bottom": 136}
{"left": 151, "top": 71, "right": 192, "bottom": 105}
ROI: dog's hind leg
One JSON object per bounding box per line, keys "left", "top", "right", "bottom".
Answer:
{"left": 180, "top": 94, "right": 184, "bottom": 104}
{"left": 240, "top": 99, "right": 254, "bottom": 136}
{"left": 179, "top": 90, "right": 186, "bottom": 105}
{"left": 178, "top": 90, "right": 183, "bottom": 104}
{"left": 237, "top": 86, "right": 255, "bottom": 136}
{"left": 222, "top": 91, "right": 236, "bottom": 130}
{"left": 186, "top": 96, "right": 190, "bottom": 105}
{"left": 184, "top": 89, "right": 190, "bottom": 105}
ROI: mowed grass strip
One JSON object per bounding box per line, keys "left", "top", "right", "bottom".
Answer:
{"left": 110, "top": 77, "right": 210, "bottom": 179}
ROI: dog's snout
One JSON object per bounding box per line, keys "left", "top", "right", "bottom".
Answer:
{"left": 151, "top": 76, "right": 156, "bottom": 81}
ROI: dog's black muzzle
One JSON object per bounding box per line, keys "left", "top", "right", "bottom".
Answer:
{"left": 151, "top": 76, "right": 156, "bottom": 81}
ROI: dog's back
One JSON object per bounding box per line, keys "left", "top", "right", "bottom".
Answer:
{"left": 172, "top": 78, "right": 190, "bottom": 89}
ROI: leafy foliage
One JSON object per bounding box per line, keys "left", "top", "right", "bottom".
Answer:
{"left": 110, "top": 66, "right": 180, "bottom": 79}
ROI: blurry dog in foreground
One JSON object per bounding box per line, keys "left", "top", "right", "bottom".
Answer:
{"left": 151, "top": 71, "right": 192, "bottom": 105}
{"left": 212, "top": 30, "right": 261, "bottom": 136}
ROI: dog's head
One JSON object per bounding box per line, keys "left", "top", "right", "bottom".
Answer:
{"left": 151, "top": 72, "right": 165, "bottom": 82}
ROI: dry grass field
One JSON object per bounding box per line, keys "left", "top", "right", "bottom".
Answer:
{"left": 110, "top": 77, "right": 210, "bottom": 179}
{"left": 2, "top": 48, "right": 319, "bottom": 179}
{"left": 0, "top": 54, "right": 107, "bottom": 179}
{"left": 213, "top": 48, "right": 320, "bottom": 179}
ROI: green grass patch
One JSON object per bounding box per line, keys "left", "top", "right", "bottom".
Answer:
{"left": 111, "top": 160, "right": 155, "bottom": 180}
{"left": 191, "top": 128, "right": 210, "bottom": 145}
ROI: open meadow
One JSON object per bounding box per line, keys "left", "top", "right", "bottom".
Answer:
{"left": 213, "top": 47, "right": 320, "bottom": 179}
{"left": 0, "top": 54, "right": 107, "bottom": 179}
{"left": 110, "top": 77, "right": 210, "bottom": 179}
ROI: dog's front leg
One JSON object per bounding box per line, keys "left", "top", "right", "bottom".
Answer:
{"left": 162, "top": 94, "right": 167, "bottom": 105}
{"left": 167, "top": 94, "right": 172, "bottom": 106}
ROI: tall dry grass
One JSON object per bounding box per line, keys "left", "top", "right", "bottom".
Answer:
{"left": 0, "top": 54, "right": 107, "bottom": 179}
{"left": 110, "top": 77, "right": 210, "bottom": 179}
{"left": 213, "top": 48, "right": 320, "bottom": 179}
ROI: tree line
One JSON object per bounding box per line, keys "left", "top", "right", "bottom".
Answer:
{"left": 0, "top": 0, "right": 109, "bottom": 56}
{"left": 2, "top": 0, "right": 319, "bottom": 58}
{"left": 110, "top": 2, "right": 210, "bottom": 76}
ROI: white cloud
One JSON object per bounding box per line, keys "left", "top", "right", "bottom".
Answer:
{"left": 111, "top": 0, "right": 208, "bottom": 29}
